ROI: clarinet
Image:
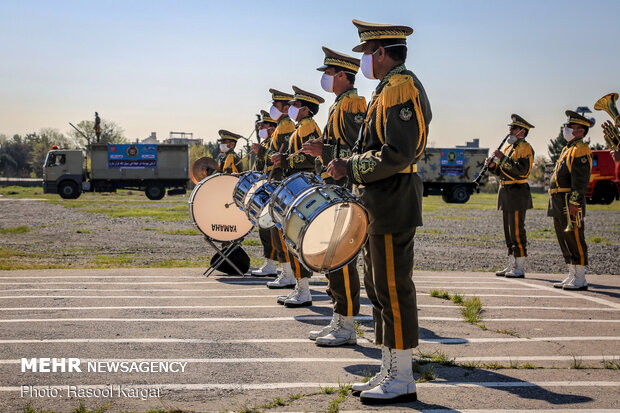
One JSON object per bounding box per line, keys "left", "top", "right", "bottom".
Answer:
{"left": 473, "top": 134, "right": 510, "bottom": 186}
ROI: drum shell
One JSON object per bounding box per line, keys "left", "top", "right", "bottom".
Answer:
{"left": 232, "top": 171, "right": 266, "bottom": 210}
{"left": 246, "top": 180, "right": 279, "bottom": 228}
{"left": 269, "top": 172, "right": 323, "bottom": 230}
{"left": 283, "top": 185, "right": 368, "bottom": 272}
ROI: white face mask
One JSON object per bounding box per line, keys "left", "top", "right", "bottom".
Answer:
{"left": 288, "top": 105, "right": 300, "bottom": 122}
{"left": 269, "top": 105, "right": 283, "bottom": 120}
{"left": 360, "top": 51, "right": 377, "bottom": 80}
{"left": 219, "top": 143, "right": 231, "bottom": 153}
{"left": 320, "top": 73, "right": 335, "bottom": 93}
{"left": 258, "top": 128, "right": 268, "bottom": 139}
{"left": 507, "top": 135, "right": 518, "bottom": 145}
{"left": 563, "top": 126, "right": 575, "bottom": 141}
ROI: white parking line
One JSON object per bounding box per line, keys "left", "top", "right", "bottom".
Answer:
{"left": 0, "top": 281, "right": 268, "bottom": 285}
{"left": 2, "top": 316, "right": 619, "bottom": 323}
{"left": 412, "top": 410, "right": 620, "bottom": 413}
{"left": 0, "top": 336, "right": 618, "bottom": 345}
{"left": 2, "top": 304, "right": 616, "bottom": 312}
{"left": 0, "top": 293, "right": 579, "bottom": 299}
{"left": 0, "top": 287, "right": 273, "bottom": 293}
{"left": 502, "top": 277, "right": 620, "bottom": 309}
{"left": 1, "top": 355, "right": 617, "bottom": 365}
{"left": 1, "top": 381, "right": 618, "bottom": 392}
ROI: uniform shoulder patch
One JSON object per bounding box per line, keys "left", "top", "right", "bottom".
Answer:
{"left": 581, "top": 157, "right": 588, "bottom": 164}
{"left": 399, "top": 107, "right": 413, "bottom": 121}
{"left": 354, "top": 114, "right": 364, "bottom": 124}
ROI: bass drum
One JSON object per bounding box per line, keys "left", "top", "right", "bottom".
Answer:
{"left": 283, "top": 184, "right": 368, "bottom": 273}
{"left": 188, "top": 174, "right": 254, "bottom": 242}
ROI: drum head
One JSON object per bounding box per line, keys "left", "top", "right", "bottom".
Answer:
{"left": 300, "top": 202, "right": 368, "bottom": 272}
{"left": 189, "top": 174, "right": 254, "bottom": 242}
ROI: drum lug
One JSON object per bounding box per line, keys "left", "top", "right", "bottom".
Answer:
{"left": 317, "top": 188, "right": 331, "bottom": 199}
{"left": 285, "top": 237, "right": 296, "bottom": 250}
{"left": 294, "top": 209, "right": 305, "bottom": 220}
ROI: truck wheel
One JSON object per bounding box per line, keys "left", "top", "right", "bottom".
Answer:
{"left": 59, "top": 181, "right": 80, "bottom": 199}
{"left": 597, "top": 182, "right": 616, "bottom": 205}
{"left": 450, "top": 185, "right": 470, "bottom": 204}
{"left": 442, "top": 193, "right": 452, "bottom": 203}
{"left": 145, "top": 184, "right": 165, "bottom": 200}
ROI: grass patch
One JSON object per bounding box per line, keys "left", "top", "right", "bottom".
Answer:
{"left": 91, "top": 255, "right": 133, "bottom": 267}
{"left": 603, "top": 357, "right": 620, "bottom": 369}
{"left": 461, "top": 296, "right": 483, "bottom": 324}
{"left": 143, "top": 228, "right": 200, "bottom": 235}
{"left": 0, "top": 225, "right": 31, "bottom": 234}
{"left": 417, "top": 228, "right": 444, "bottom": 234}
{"left": 76, "top": 229, "right": 92, "bottom": 234}
{"left": 416, "top": 364, "right": 436, "bottom": 382}
{"left": 242, "top": 239, "right": 261, "bottom": 246}
{"left": 571, "top": 355, "right": 584, "bottom": 369}
{"left": 529, "top": 227, "right": 555, "bottom": 239}
{"left": 430, "top": 289, "right": 451, "bottom": 299}
{"left": 250, "top": 257, "right": 265, "bottom": 268}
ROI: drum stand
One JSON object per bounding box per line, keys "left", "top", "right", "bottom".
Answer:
{"left": 202, "top": 236, "right": 246, "bottom": 277}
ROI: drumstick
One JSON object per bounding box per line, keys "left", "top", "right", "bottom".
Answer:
{"left": 286, "top": 138, "right": 321, "bottom": 160}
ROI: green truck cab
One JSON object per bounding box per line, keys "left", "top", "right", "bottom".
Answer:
{"left": 43, "top": 144, "right": 189, "bottom": 200}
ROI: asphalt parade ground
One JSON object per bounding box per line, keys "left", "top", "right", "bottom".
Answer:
{"left": 0, "top": 268, "right": 619, "bottom": 412}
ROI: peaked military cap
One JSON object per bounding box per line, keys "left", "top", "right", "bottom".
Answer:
{"left": 289, "top": 86, "right": 325, "bottom": 105}
{"left": 316, "top": 46, "right": 360, "bottom": 73}
{"left": 218, "top": 129, "right": 243, "bottom": 142}
{"left": 508, "top": 114, "right": 535, "bottom": 130}
{"left": 269, "top": 88, "right": 294, "bottom": 103}
{"left": 257, "top": 110, "right": 277, "bottom": 126}
{"left": 565, "top": 110, "right": 595, "bottom": 127}
{"left": 351, "top": 19, "right": 413, "bottom": 52}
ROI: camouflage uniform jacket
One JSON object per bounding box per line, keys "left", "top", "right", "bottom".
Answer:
{"left": 346, "top": 64, "right": 432, "bottom": 234}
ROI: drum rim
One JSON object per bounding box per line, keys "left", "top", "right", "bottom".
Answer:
{"left": 188, "top": 173, "right": 255, "bottom": 242}
{"left": 246, "top": 180, "right": 278, "bottom": 228}
{"left": 232, "top": 171, "right": 267, "bottom": 210}
{"left": 284, "top": 185, "right": 369, "bottom": 273}
{"left": 269, "top": 172, "right": 323, "bottom": 230}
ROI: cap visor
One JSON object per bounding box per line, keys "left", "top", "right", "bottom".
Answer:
{"left": 352, "top": 43, "right": 365, "bottom": 53}
{"left": 316, "top": 64, "right": 328, "bottom": 71}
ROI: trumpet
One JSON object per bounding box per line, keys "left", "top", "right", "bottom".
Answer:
{"left": 563, "top": 193, "right": 583, "bottom": 232}
{"left": 594, "top": 92, "right": 620, "bottom": 151}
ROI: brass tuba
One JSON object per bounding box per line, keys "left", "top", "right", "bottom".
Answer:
{"left": 594, "top": 92, "right": 620, "bottom": 150}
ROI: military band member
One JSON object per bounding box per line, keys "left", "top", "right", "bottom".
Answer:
{"left": 217, "top": 130, "right": 242, "bottom": 173}
{"left": 301, "top": 47, "right": 366, "bottom": 346}
{"left": 328, "top": 20, "right": 431, "bottom": 403}
{"left": 251, "top": 111, "right": 281, "bottom": 277}
{"left": 550, "top": 111, "right": 593, "bottom": 290}
{"left": 271, "top": 86, "right": 324, "bottom": 307}
{"left": 263, "top": 89, "right": 298, "bottom": 289}
{"left": 489, "top": 115, "right": 535, "bottom": 278}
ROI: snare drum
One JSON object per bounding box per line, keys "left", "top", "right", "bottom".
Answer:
{"left": 269, "top": 172, "right": 323, "bottom": 229}
{"left": 188, "top": 174, "right": 254, "bottom": 242}
{"left": 246, "top": 180, "right": 279, "bottom": 229}
{"left": 232, "top": 171, "right": 266, "bottom": 210}
{"left": 283, "top": 184, "right": 368, "bottom": 273}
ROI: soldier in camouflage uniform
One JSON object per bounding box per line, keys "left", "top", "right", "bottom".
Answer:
{"left": 550, "top": 111, "right": 593, "bottom": 291}
{"left": 301, "top": 47, "right": 366, "bottom": 346}
{"left": 328, "top": 20, "right": 431, "bottom": 403}
{"left": 488, "top": 114, "right": 535, "bottom": 278}
{"left": 216, "top": 130, "right": 242, "bottom": 174}
{"left": 271, "top": 86, "right": 325, "bottom": 307}
{"left": 262, "top": 89, "right": 298, "bottom": 289}
{"left": 251, "top": 111, "right": 281, "bottom": 277}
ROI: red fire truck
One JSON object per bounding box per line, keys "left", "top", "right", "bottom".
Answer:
{"left": 587, "top": 150, "right": 619, "bottom": 204}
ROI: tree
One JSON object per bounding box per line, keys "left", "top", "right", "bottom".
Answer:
{"left": 68, "top": 118, "right": 127, "bottom": 146}
{"left": 530, "top": 155, "right": 548, "bottom": 185}
{"left": 547, "top": 127, "right": 565, "bottom": 164}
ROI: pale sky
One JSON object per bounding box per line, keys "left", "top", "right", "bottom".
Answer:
{"left": 1, "top": 0, "right": 619, "bottom": 158}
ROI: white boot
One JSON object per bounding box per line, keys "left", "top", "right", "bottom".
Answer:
{"left": 563, "top": 265, "right": 588, "bottom": 290}
{"left": 266, "top": 263, "right": 296, "bottom": 289}
{"left": 309, "top": 313, "right": 340, "bottom": 341}
{"left": 277, "top": 283, "right": 298, "bottom": 305}
{"left": 251, "top": 259, "right": 278, "bottom": 277}
{"left": 284, "top": 278, "right": 312, "bottom": 307}
{"left": 496, "top": 255, "right": 515, "bottom": 276}
{"left": 360, "top": 348, "right": 417, "bottom": 403}
{"left": 316, "top": 315, "right": 357, "bottom": 346}
{"left": 352, "top": 347, "right": 389, "bottom": 392}
{"left": 554, "top": 264, "right": 575, "bottom": 288}
{"left": 506, "top": 257, "right": 525, "bottom": 278}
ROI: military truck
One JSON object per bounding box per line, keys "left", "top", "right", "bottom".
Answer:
{"left": 418, "top": 146, "right": 489, "bottom": 203}
{"left": 43, "top": 143, "right": 189, "bottom": 200}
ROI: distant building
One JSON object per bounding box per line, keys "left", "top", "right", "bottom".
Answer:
{"left": 457, "top": 139, "right": 480, "bottom": 149}
{"left": 140, "top": 132, "right": 158, "bottom": 144}
{"left": 164, "top": 131, "right": 203, "bottom": 146}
